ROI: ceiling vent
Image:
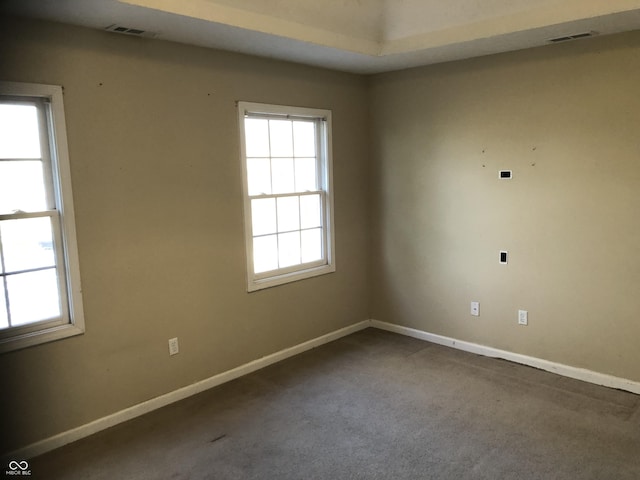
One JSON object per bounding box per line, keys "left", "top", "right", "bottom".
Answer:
{"left": 548, "top": 31, "right": 598, "bottom": 43}
{"left": 105, "top": 24, "right": 157, "bottom": 38}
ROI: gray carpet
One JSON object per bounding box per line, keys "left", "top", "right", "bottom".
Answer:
{"left": 30, "top": 328, "right": 640, "bottom": 479}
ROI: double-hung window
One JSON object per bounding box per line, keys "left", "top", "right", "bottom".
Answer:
{"left": 238, "top": 102, "right": 335, "bottom": 291}
{"left": 0, "top": 81, "right": 84, "bottom": 352}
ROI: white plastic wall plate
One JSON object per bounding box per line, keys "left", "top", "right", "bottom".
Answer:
{"left": 518, "top": 310, "right": 528, "bottom": 326}
{"left": 168, "top": 337, "right": 179, "bottom": 355}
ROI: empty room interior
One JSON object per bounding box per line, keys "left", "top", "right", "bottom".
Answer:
{"left": 1, "top": 0, "right": 640, "bottom": 478}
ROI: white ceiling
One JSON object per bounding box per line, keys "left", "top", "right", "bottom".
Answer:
{"left": 3, "top": 0, "right": 640, "bottom": 73}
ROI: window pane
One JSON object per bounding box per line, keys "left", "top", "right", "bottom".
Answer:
{"left": 0, "top": 290, "right": 8, "bottom": 329}
{"left": 278, "top": 231, "right": 301, "bottom": 268}
{"left": 1, "top": 217, "right": 55, "bottom": 273}
{"left": 301, "top": 228, "right": 323, "bottom": 263}
{"left": 253, "top": 235, "right": 278, "bottom": 274}
{"left": 293, "top": 121, "right": 316, "bottom": 157}
{"left": 294, "top": 157, "right": 317, "bottom": 192}
{"left": 247, "top": 158, "right": 271, "bottom": 196}
{"left": 7, "top": 268, "right": 61, "bottom": 326}
{"left": 0, "top": 104, "right": 41, "bottom": 159}
{"left": 244, "top": 118, "right": 270, "bottom": 157}
{"left": 277, "top": 196, "right": 300, "bottom": 233}
{"left": 269, "top": 120, "right": 293, "bottom": 157}
{"left": 251, "top": 198, "right": 276, "bottom": 236}
{"left": 271, "top": 157, "right": 295, "bottom": 194}
{"left": 0, "top": 161, "right": 48, "bottom": 214}
{"left": 300, "top": 194, "right": 321, "bottom": 229}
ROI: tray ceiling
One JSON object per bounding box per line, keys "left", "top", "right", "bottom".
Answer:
{"left": 3, "top": 0, "right": 640, "bottom": 73}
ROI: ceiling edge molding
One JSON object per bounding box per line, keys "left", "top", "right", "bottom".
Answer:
{"left": 118, "top": 0, "right": 381, "bottom": 56}
{"left": 382, "top": 0, "right": 640, "bottom": 55}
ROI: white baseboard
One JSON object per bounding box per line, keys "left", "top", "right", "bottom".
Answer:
{"left": 371, "top": 319, "right": 640, "bottom": 395}
{"left": 8, "top": 318, "right": 639, "bottom": 461}
{"left": 4, "top": 320, "right": 370, "bottom": 462}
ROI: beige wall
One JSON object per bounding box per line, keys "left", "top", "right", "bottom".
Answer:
{"left": 0, "top": 17, "right": 370, "bottom": 453}
{"left": 370, "top": 31, "right": 640, "bottom": 383}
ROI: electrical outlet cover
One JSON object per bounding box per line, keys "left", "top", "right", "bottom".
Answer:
{"left": 168, "top": 337, "right": 179, "bottom": 355}
{"left": 518, "top": 310, "right": 528, "bottom": 326}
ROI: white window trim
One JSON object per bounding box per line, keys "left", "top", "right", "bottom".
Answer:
{"left": 0, "top": 81, "right": 85, "bottom": 353}
{"left": 238, "top": 101, "right": 336, "bottom": 292}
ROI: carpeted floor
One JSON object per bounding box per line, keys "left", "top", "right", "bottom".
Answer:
{"left": 30, "top": 328, "right": 640, "bottom": 479}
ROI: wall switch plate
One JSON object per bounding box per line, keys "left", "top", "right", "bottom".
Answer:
{"left": 500, "top": 251, "right": 508, "bottom": 264}
{"left": 168, "top": 337, "right": 179, "bottom": 356}
{"left": 471, "top": 301, "right": 480, "bottom": 316}
{"left": 518, "top": 310, "right": 528, "bottom": 326}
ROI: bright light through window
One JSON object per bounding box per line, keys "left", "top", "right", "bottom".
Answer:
{"left": 239, "top": 102, "right": 335, "bottom": 291}
{"left": 0, "top": 104, "right": 41, "bottom": 159}
{"left": 0, "top": 82, "right": 85, "bottom": 352}
{"left": 0, "top": 104, "right": 61, "bottom": 327}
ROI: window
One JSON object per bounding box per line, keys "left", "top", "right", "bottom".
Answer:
{"left": 238, "top": 102, "right": 335, "bottom": 291}
{"left": 0, "top": 81, "right": 84, "bottom": 352}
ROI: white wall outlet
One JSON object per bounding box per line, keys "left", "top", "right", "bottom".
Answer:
{"left": 518, "top": 310, "right": 528, "bottom": 326}
{"left": 470, "top": 301, "right": 480, "bottom": 316}
{"left": 168, "top": 337, "right": 179, "bottom": 356}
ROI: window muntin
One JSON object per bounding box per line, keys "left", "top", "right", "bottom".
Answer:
{"left": 0, "top": 82, "right": 84, "bottom": 352}
{"left": 238, "top": 102, "right": 335, "bottom": 291}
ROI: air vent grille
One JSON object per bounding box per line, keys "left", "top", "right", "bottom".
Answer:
{"left": 105, "top": 24, "right": 157, "bottom": 38}
{"left": 548, "top": 31, "right": 597, "bottom": 43}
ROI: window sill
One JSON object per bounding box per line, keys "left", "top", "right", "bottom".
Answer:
{"left": 248, "top": 263, "right": 336, "bottom": 292}
{"left": 0, "top": 322, "right": 84, "bottom": 354}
